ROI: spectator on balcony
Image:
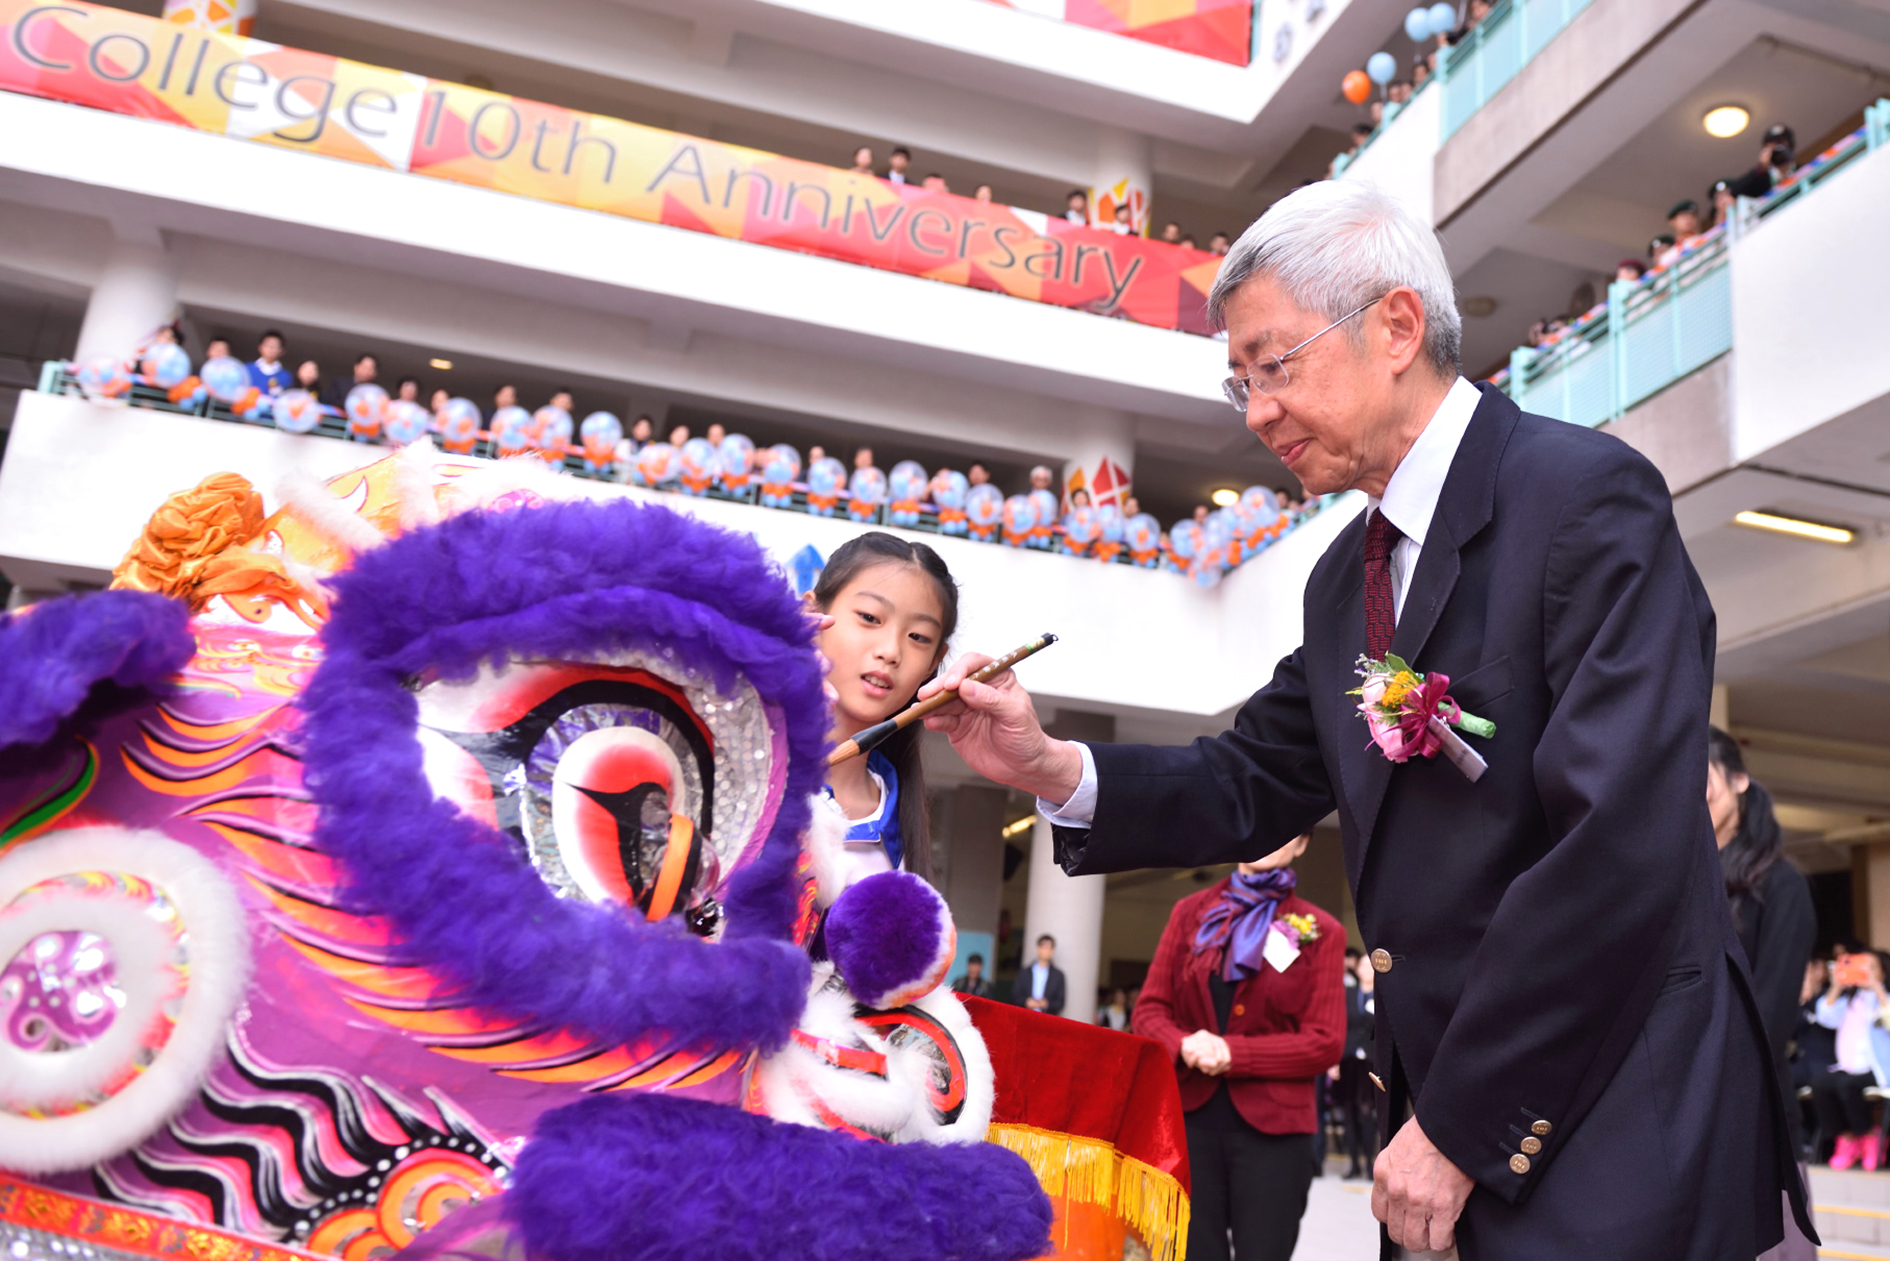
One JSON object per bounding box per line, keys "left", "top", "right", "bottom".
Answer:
{"left": 967, "top": 462, "right": 991, "bottom": 487}
{"left": 1368, "top": 99, "right": 1385, "bottom": 129}
{"left": 1179, "top": 234, "right": 1198, "bottom": 250}
{"left": 1209, "top": 232, "right": 1231, "bottom": 256}
{"left": 322, "top": 353, "right": 379, "bottom": 411}
{"left": 490, "top": 383, "right": 518, "bottom": 421}
{"left": 1616, "top": 258, "right": 1648, "bottom": 285}
{"left": 1065, "top": 190, "right": 1090, "bottom": 225}
{"left": 1648, "top": 233, "right": 1678, "bottom": 269}
{"left": 248, "top": 329, "right": 291, "bottom": 397}
{"left": 1193, "top": 504, "right": 1210, "bottom": 525}
{"left": 395, "top": 377, "right": 420, "bottom": 403}
{"left": 921, "top": 174, "right": 949, "bottom": 193}
{"left": 1121, "top": 495, "right": 1141, "bottom": 518}
{"left": 629, "top": 415, "right": 654, "bottom": 452}
{"left": 429, "top": 387, "right": 450, "bottom": 416}
{"left": 1411, "top": 56, "right": 1431, "bottom": 88}
{"left": 1160, "top": 221, "right": 1182, "bottom": 244}
{"left": 1709, "top": 178, "right": 1738, "bottom": 230}
{"left": 668, "top": 424, "right": 690, "bottom": 447}
{"left": 1111, "top": 204, "right": 1134, "bottom": 235}
{"left": 1726, "top": 124, "right": 1796, "bottom": 200}
{"left": 887, "top": 147, "right": 915, "bottom": 185}
{"left": 975, "top": 184, "right": 994, "bottom": 203}
{"left": 204, "top": 337, "right": 232, "bottom": 364}
{"left": 547, "top": 388, "right": 576, "bottom": 416}
{"left": 292, "top": 359, "right": 323, "bottom": 398}
{"left": 849, "top": 145, "right": 874, "bottom": 176}
{"left": 1465, "top": 0, "right": 1492, "bottom": 29}
{"left": 1387, "top": 80, "right": 1412, "bottom": 106}
{"left": 1668, "top": 200, "right": 1706, "bottom": 247}
{"left": 706, "top": 421, "right": 726, "bottom": 449}
{"left": 808, "top": 445, "right": 826, "bottom": 465}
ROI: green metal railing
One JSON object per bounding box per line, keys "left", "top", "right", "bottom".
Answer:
{"left": 1439, "top": 0, "right": 1596, "bottom": 139}
{"left": 1504, "top": 101, "right": 1889, "bottom": 426}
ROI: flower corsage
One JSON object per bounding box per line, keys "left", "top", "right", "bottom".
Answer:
{"left": 1278, "top": 912, "right": 1320, "bottom": 943}
{"left": 1352, "top": 654, "right": 1496, "bottom": 782}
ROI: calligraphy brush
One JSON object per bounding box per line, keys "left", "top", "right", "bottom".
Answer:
{"left": 826, "top": 632, "right": 1058, "bottom": 767}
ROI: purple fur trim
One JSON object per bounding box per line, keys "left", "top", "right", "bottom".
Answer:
{"left": 0, "top": 591, "right": 192, "bottom": 751}
{"left": 300, "top": 499, "right": 827, "bottom": 1054}
{"left": 825, "top": 872, "right": 952, "bottom": 1010}
{"left": 509, "top": 1095, "right": 1052, "bottom": 1261}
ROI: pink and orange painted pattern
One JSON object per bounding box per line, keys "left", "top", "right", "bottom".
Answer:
{"left": 983, "top": 0, "right": 1252, "bottom": 64}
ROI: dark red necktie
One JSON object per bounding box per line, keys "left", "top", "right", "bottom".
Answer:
{"left": 1363, "top": 509, "right": 1403, "bottom": 659}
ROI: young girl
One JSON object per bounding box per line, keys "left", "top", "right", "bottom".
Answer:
{"left": 810, "top": 532, "right": 958, "bottom": 886}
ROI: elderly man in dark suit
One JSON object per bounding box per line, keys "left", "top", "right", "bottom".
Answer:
{"left": 921, "top": 181, "right": 1810, "bottom": 1259}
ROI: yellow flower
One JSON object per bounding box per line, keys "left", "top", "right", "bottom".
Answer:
{"left": 1380, "top": 671, "right": 1420, "bottom": 709}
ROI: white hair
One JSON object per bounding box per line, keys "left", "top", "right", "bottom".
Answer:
{"left": 1207, "top": 181, "right": 1461, "bottom": 373}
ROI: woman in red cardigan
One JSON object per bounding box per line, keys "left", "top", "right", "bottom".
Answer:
{"left": 1132, "top": 833, "right": 1345, "bottom": 1261}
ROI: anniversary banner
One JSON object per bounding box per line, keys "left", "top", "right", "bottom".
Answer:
{"left": 0, "top": 1, "right": 1223, "bottom": 333}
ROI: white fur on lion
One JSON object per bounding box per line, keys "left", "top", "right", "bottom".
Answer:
{"left": 0, "top": 827, "right": 251, "bottom": 1172}
{"left": 754, "top": 965, "right": 995, "bottom": 1146}
{"left": 275, "top": 469, "right": 387, "bottom": 555}
{"left": 803, "top": 796, "right": 850, "bottom": 910}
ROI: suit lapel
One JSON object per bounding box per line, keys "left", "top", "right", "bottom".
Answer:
{"left": 1338, "top": 386, "right": 1521, "bottom": 874}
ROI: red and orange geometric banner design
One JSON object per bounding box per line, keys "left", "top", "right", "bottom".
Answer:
{"left": 0, "top": 1, "right": 1224, "bottom": 335}
{"left": 983, "top": 0, "right": 1252, "bottom": 66}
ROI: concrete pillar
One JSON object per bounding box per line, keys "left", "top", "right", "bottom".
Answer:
{"left": 1023, "top": 817, "right": 1106, "bottom": 1023}
{"left": 162, "top": 0, "right": 256, "bottom": 36}
{"left": 937, "top": 784, "right": 1008, "bottom": 942}
{"left": 75, "top": 232, "right": 178, "bottom": 364}
{"left": 1093, "top": 127, "right": 1153, "bottom": 237}
{"left": 1866, "top": 843, "right": 1890, "bottom": 950}
{"left": 1020, "top": 709, "right": 1116, "bottom": 1023}
{"left": 1060, "top": 406, "right": 1136, "bottom": 512}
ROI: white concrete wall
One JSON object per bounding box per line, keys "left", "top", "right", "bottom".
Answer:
{"left": 0, "top": 93, "right": 1227, "bottom": 421}
{"left": 1730, "top": 142, "right": 1890, "bottom": 463}
{"left": 0, "top": 391, "right": 1361, "bottom": 718}
{"left": 1340, "top": 80, "right": 1439, "bottom": 228}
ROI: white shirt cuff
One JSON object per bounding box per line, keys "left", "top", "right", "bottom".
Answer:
{"left": 1035, "top": 742, "right": 1097, "bottom": 829}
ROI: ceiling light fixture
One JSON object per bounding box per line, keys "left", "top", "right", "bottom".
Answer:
{"left": 1211, "top": 487, "right": 1240, "bottom": 508}
{"left": 1703, "top": 105, "right": 1750, "bottom": 138}
{"left": 1733, "top": 509, "right": 1854, "bottom": 545}
{"left": 428, "top": 357, "right": 454, "bottom": 370}
{"left": 1001, "top": 817, "right": 1035, "bottom": 839}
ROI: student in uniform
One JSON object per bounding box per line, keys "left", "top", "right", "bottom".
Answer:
{"left": 809, "top": 532, "right": 957, "bottom": 885}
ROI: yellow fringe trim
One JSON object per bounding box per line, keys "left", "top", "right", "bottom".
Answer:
{"left": 987, "top": 1123, "right": 1190, "bottom": 1261}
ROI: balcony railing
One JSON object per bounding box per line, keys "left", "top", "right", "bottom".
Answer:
{"left": 1439, "top": 0, "right": 1596, "bottom": 140}
{"left": 29, "top": 365, "right": 1334, "bottom": 579}
{"left": 1497, "top": 100, "right": 1888, "bottom": 425}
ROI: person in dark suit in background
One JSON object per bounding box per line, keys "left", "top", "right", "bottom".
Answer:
{"left": 921, "top": 179, "right": 1808, "bottom": 1259}
{"left": 1012, "top": 934, "right": 1065, "bottom": 1016}
{"left": 1333, "top": 948, "right": 1379, "bottom": 1180}
{"left": 951, "top": 953, "right": 992, "bottom": 998}
{"left": 1134, "top": 833, "right": 1344, "bottom": 1261}
{"left": 322, "top": 352, "right": 378, "bottom": 410}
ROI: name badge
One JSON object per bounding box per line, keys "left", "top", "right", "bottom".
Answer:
{"left": 1263, "top": 928, "right": 1301, "bottom": 973}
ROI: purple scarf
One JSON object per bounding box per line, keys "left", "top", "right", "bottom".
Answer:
{"left": 1193, "top": 868, "right": 1298, "bottom": 983}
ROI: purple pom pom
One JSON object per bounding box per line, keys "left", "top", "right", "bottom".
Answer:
{"left": 825, "top": 871, "right": 955, "bottom": 1010}
{"left": 509, "top": 1094, "right": 1051, "bottom": 1261}
{"left": 0, "top": 591, "right": 193, "bottom": 751}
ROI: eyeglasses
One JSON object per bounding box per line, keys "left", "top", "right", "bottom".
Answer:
{"left": 1221, "top": 297, "right": 1384, "bottom": 411}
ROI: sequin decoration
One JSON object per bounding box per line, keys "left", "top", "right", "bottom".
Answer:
{"left": 414, "top": 651, "right": 776, "bottom": 904}
{"left": 0, "top": 874, "right": 188, "bottom": 1118}
{"left": 1, "top": 931, "right": 125, "bottom": 1054}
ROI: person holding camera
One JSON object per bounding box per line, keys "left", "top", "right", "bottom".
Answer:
{"left": 1811, "top": 949, "right": 1890, "bottom": 1170}
{"left": 1725, "top": 124, "right": 1796, "bottom": 200}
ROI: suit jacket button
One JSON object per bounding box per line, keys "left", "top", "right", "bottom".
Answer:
{"left": 1510, "top": 1154, "right": 1531, "bottom": 1175}
{"left": 1520, "top": 1137, "right": 1542, "bottom": 1155}
{"left": 1370, "top": 949, "right": 1393, "bottom": 973}
{"left": 1532, "top": 1119, "right": 1552, "bottom": 1136}
{"left": 1233, "top": 1003, "right": 1246, "bottom": 1016}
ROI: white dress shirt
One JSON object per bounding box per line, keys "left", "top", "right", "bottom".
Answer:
{"left": 1039, "top": 376, "right": 1484, "bottom": 829}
